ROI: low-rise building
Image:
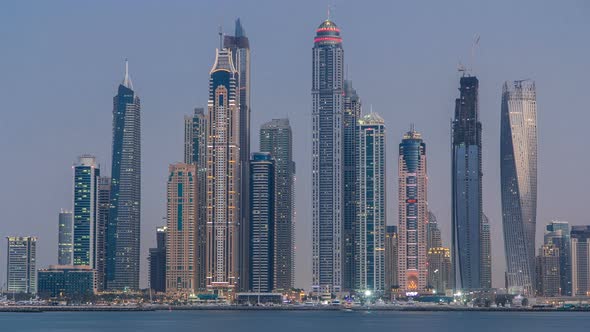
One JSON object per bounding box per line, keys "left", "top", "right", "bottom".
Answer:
{"left": 37, "top": 265, "right": 95, "bottom": 299}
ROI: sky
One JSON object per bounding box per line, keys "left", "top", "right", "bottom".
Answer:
{"left": 0, "top": 0, "right": 589, "bottom": 290}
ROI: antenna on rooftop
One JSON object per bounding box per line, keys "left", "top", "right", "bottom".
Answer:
{"left": 218, "top": 25, "right": 223, "bottom": 50}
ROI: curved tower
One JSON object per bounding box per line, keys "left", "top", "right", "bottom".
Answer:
{"left": 312, "top": 19, "right": 344, "bottom": 294}
{"left": 500, "top": 80, "right": 537, "bottom": 295}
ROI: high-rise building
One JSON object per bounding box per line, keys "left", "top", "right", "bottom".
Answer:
{"left": 6, "top": 236, "right": 37, "bottom": 294}
{"left": 355, "top": 113, "right": 386, "bottom": 295}
{"left": 72, "top": 155, "right": 99, "bottom": 268}
{"left": 397, "top": 128, "right": 428, "bottom": 293}
{"left": 427, "top": 247, "right": 452, "bottom": 294}
{"left": 535, "top": 244, "right": 560, "bottom": 297}
{"left": 184, "top": 107, "right": 207, "bottom": 291}
{"left": 166, "top": 163, "right": 197, "bottom": 293}
{"left": 451, "top": 75, "right": 485, "bottom": 291}
{"left": 427, "top": 211, "right": 442, "bottom": 250}
{"left": 95, "top": 176, "right": 111, "bottom": 291}
{"left": 480, "top": 213, "right": 492, "bottom": 289}
{"left": 500, "top": 80, "right": 538, "bottom": 296}
{"left": 148, "top": 226, "right": 167, "bottom": 293}
{"left": 571, "top": 226, "right": 590, "bottom": 296}
{"left": 206, "top": 45, "right": 240, "bottom": 296}
{"left": 260, "top": 118, "right": 295, "bottom": 291}
{"left": 385, "top": 226, "right": 398, "bottom": 292}
{"left": 224, "top": 19, "right": 251, "bottom": 291}
{"left": 106, "top": 60, "right": 141, "bottom": 291}
{"left": 311, "top": 19, "right": 344, "bottom": 295}
{"left": 249, "top": 152, "right": 275, "bottom": 292}
{"left": 545, "top": 221, "right": 571, "bottom": 295}
{"left": 58, "top": 210, "right": 73, "bottom": 266}
{"left": 343, "top": 80, "right": 361, "bottom": 291}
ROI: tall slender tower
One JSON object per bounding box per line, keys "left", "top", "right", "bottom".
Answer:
{"left": 73, "top": 155, "right": 99, "bottom": 268}
{"left": 355, "top": 113, "right": 386, "bottom": 294}
{"left": 480, "top": 213, "right": 492, "bottom": 289}
{"left": 571, "top": 226, "right": 590, "bottom": 296}
{"left": 184, "top": 107, "right": 207, "bottom": 291}
{"left": 385, "top": 226, "right": 398, "bottom": 292}
{"left": 95, "top": 176, "right": 110, "bottom": 291}
{"left": 166, "top": 163, "right": 197, "bottom": 293}
{"left": 224, "top": 19, "right": 251, "bottom": 291}
{"left": 451, "top": 75, "right": 485, "bottom": 291}
{"left": 343, "top": 80, "right": 361, "bottom": 291}
{"left": 260, "top": 119, "right": 295, "bottom": 291}
{"left": 545, "top": 221, "right": 571, "bottom": 295}
{"left": 106, "top": 60, "right": 141, "bottom": 291}
{"left": 58, "top": 210, "right": 73, "bottom": 266}
{"left": 311, "top": 18, "right": 344, "bottom": 294}
{"left": 397, "top": 128, "right": 428, "bottom": 293}
{"left": 500, "top": 80, "right": 538, "bottom": 295}
{"left": 206, "top": 45, "right": 240, "bottom": 296}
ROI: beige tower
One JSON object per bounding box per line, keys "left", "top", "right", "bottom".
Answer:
{"left": 166, "top": 163, "right": 198, "bottom": 293}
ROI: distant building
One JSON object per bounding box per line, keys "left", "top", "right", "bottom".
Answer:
{"left": 73, "top": 155, "right": 99, "bottom": 268}
{"left": 37, "top": 265, "right": 95, "bottom": 299}
{"left": 385, "top": 226, "right": 398, "bottom": 292}
{"left": 355, "top": 113, "right": 386, "bottom": 295}
{"left": 95, "top": 176, "right": 111, "bottom": 291}
{"left": 166, "top": 163, "right": 197, "bottom": 293}
{"left": 544, "top": 221, "right": 571, "bottom": 296}
{"left": 249, "top": 152, "right": 275, "bottom": 293}
{"left": 480, "top": 214, "right": 492, "bottom": 289}
{"left": 58, "top": 210, "right": 73, "bottom": 266}
{"left": 397, "top": 128, "right": 428, "bottom": 292}
{"left": 148, "top": 226, "right": 167, "bottom": 293}
{"left": 6, "top": 236, "right": 37, "bottom": 294}
{"left": 535, "top": 244, "right": 560, "bottom": 297}
{"left": 571, "top": 226, "right": 590, "bottom": 296}
{"left": 260, "top": 118, "right": 295, "bottom": 291}
{"left": 500, "top": 80, "right": 538, "bottom": 296}
{"left": 427, "top": 211, "right": 442, "bottom": 251}
{"left": 427, "top": 247, "right": 452, "bottom": 294}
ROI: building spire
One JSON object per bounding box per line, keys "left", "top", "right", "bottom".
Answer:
{"left": 122, "top": 58, "right": 133, "bottom": 90}
{"left": 218, "top": 25, "right": 223, "bottom": 50}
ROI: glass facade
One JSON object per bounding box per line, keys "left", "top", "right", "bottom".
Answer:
{"left": 37, "top": 266, "right": 95, "bottom": 299}
{"left": 544, "top": 221, "right": 571, "bottom": 295}
{"left": 6, "top": 236, "right": 37, "bottom": 294}
{"left": 58, "top": 210, "right": 73, "bottom": 266}
{"left": 73, "top": 155, "right": 99, "bottom": 268}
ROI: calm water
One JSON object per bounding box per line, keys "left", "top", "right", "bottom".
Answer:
{"left": 0, "top": 310, "right": 588, "bottom": 332}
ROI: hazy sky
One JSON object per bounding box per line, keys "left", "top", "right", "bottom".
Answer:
{"left": 1, "top": 0, "right": 589, "bottom": 289}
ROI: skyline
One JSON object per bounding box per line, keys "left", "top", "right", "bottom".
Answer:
{"left": 1, "top": 0, "right": 590, "bottom": 290}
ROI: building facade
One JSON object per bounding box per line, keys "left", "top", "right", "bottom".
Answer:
{"left": 544, "top": 221, "right": 571, "bottom": 296}
{"left": 73, "top": 155, "right": 99, "bottom": 268}
{"left": 148, "top": 226, "right": 167, "bottom": 293}
{"left": 311, "top": 19, "right": 344, "bottom": 294}
{"left": 427, "top": 211, "right": 442, "bottom": 250}
{"left": 385, "top": 226, "right": 398, "bottom": 292}
{"left": 58, "top": 210, "right": 73, "bottom": 266}
{"left": 6, "top": 236, "right": 37, "bottom": 294}
{"left": 224, "top": 19, "right": 251, "bottom": 291}
{"left": 37, "top": 265, "right": 95, "bottom": 299}
{"left": 260, "top": 118, "right": 295, "bottom": 291}
{"left": 427, "top": 247, "right": 452, "bottom": 294}
{"left": 184, "top": 107, "right": 207, "bottom": 291}
{"left": 535, "top": 244, "right": 560, "bottom": 297}
{"left": 249, "top": 152, "right": 275, "bottom": 292}
{"left": 500, "top": 80, "right": 538, "bottom": 295}
{"left": 480, "top": 213, "right": 492, "bottom": 289}
{"left": 451, "top": 76, "right": 486, "bottom": 291}
{"left": 397, "top": 128, "right": 428, "bottom": 293}
{"left": 355, "top": 113, "right": 386, "bottom": 294}
{"left": 95, "top": 176, "right": 111, "bottom": 291}
{"left": 206, "top": 46, "right": 240, "bottom": 296}
{"left": 107, "top": 60, "right": 141, "bottom": 291}
{"left": 166, "top": 163, "right": 197, "bottom": 293}
{"left": 571, "top": 226, "right": 590, "bottom": 296}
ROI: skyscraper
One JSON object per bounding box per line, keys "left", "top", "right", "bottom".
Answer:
{"left": 106, "top": 60, "right": 141, "bottom": 291}
{"left": 6, "top": 236, "right": 37, "bottom": 294}
{"left": 96, "top": 176, "right": 111, "bottom": 291}
{"left": 148, "top": 226, "right": 167, "bottom": 293}
{"left": 451, "top": 75, "right": 485, "bottom": 291}
{"left": 311, "top": 19, "right": 344, "bottom": 295}
{"left": 480, "top": 213, "right": 492, "bottom": 289}
{"left": 571, "top": 225, "right": 590, "bottom": 296}
{"left": 535, "top": 244, "right": 560, "bottom": 297}
{"left": 260, "top": 118, "right": 295, "bottom": 291}
{"left": 72, "top": 155, "right": 99, "bottom": 268}
{"left": 343, "top": 80, "right": 361, "bottom": 291}
{"left": 355, "top": 113, "right": 386, "bottom": 295}
{"left": 206, "top": 45, "right": 240, "bottom": 296}
{"left": 184, "top": 107, "right": 207, "bottom": 291}
{"left": 385, "top": 226, "right": 398, "bottom": 292}
{"left": 427, "top": 247, "right": 452, "bottom": 294}
{"left": 249, "top": 152, "right": 275, "bottom": 292}
{"left": 224, "top": 19, "right": 251, "bottom": 291}
{"left": 58, "top": 210, "right": 73, "bottom": 266}
{"left": 545, "top": 220, "right": 571, "bottom": 295}
{"left": 500, "top": 80, "right": 538, "bottom": 296}
{"left": 166, "top": 163, "right": 197, "bottom": 293}
{"left": 427, "top": 211, "right": 442, "bottom": 250}
{"left": 397, "top": 128, "right": 428, "bottom": 293}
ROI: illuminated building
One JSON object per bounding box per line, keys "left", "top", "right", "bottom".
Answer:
{"left": 427, "top": 247, "right": 452, "bottom": 294}
{"left": 385, "top": 226, "right": 398, "bottom": 292}
{"left": 427, "top": 211, "right": 442, "bottom": 250}
{"left": 148, "top": 226, "right": 167, "bottom": 293}
{"left": 95, "top": 176, "right": 110, "bottom": 291}
{"left": 544, "top": 221, "right": 571, "bottom": 295}
{"left": 535, "top": 244, "right": 560, "bottom": 297}
{"left": 38, "top": 265, "right": 95, "bottom": 298}
{"left": 397, "top": 127, "right": 428, "bottom": 293}
{"left": 312, "top": 18, "right": 344, "bottom": 294}
{"left": 355, "top": 113, "right": 386, "bottom": 295}
{"left": 73, "top": 155, "right": 99, "bottom": 268}
{"left": 500, "top": 80, "right": 537, "bottom": 295}
{"left": 6, "top": 236, "right": 37, "bottom": 294}
{"left": 571, "top": 226, "right": 590, "bottom": 296}
{"left": 58, "top": 210, "right": 73, "bottom": 266}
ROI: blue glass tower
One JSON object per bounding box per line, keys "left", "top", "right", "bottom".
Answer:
{"left": 73, "top": 155, "right": 99, "bottom": 268}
